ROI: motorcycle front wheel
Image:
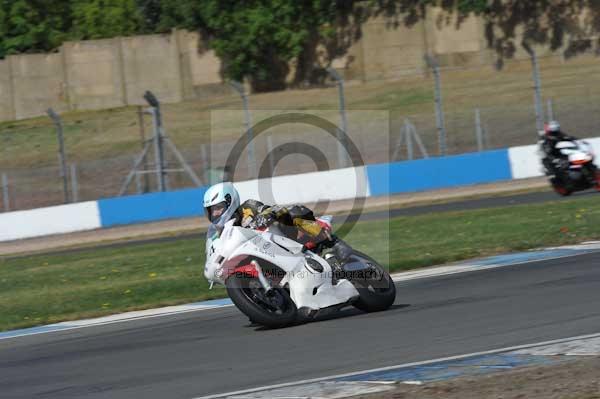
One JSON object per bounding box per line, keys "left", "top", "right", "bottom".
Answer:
{"left": 226, "top": 275, "right": 297, "bottom": 328}
{"left": 347, "top": 251, "right": 396, "bottom": 312}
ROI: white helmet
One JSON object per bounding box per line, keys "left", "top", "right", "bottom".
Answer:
{"left": 545, "top": 120, "right": 561, "bottom": 138}
{"left": 203, "top": 182, "right": 240, "bottom": 225}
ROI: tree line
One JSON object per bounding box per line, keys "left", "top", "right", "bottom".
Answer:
{"left": 0, "top": 1, "right": 597, "bottom": 91}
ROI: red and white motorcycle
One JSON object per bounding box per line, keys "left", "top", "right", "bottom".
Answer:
{"left": 546, "top": 140, "right": 600, "bottom": 196}
{"left": 204, "top": 217, "right": 396, "bottom": 328}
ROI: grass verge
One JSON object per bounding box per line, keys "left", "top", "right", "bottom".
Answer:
{"left": 1, "top": 195, "right": 599, "bottom": 332}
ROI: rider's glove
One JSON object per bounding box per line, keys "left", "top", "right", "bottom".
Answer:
{"left": 553, "top": 158, "right": 568, "bottom": 170}
{"left": 253, "top": 211, "right": 275, "bottom": 229}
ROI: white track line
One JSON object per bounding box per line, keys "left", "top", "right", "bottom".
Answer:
{"left": 390, "top": 245, "right": 600, "bottom": 282}
{"left": 0, "top": 302, "right": 235, "bottom": 341}
{"left": 194, "top": 332, "right": 600, "bottom": 399}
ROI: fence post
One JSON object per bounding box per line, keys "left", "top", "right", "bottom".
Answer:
{"left": 47, "top": 108, "right": 70, "bottom": 203}
{"left": 407, "top": 119, "right": 429, "bottom": 159}
{"left": 522, "top": 42, "right": 544, "bottom": 133}
{"left": 137, "top": 106, "right": 151, "bottom": 193}
{"left": 2, "top": 173, "right": 9, "bottom": 212}
{"left": 547, "top": 98, "right": 554, "bottom": 121}
{"left": 267, "top": 135, "right": 276, "bottom": 176}
{"left": 475, "top": 108, "right": 484, "bottom": 152}
{"left": 135, "top": 171, "right": 142, "bottom": 194}
{"left": 405, "top": 120, "right": 414, "bottom": 160}
{"left": 200, "top": 143, "right": 209, "bottom": 184}
{"left": 151, "top": 107, "right": 166, "bottom": 191}
{"left": 392, "top": 125, "right": 405, "bottom": 161}
{"left": 143, "top": 92, "right": 167, "bottom": 192}
{"left": 70, "top": 163, "right": 79, "bottom": 203}
{"left": 229, "top": 81, "right": 256, "bottom": 178}
{"left": 424, "top": 55, "right": 447, "bottom": 156}
{"left": 326, "top": 67, "right": 349, "bottom": 169}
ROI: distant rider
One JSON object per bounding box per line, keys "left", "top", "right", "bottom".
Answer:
{"left": 203, "top": 182, "right": 352, "bottom": 266}
{"left": 540, "top": 120, "right": 577, "bottom": 175}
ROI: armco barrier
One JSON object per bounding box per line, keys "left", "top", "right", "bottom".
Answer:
{"left": 507, "top": 145, "right": 542, "bottom": 180}
{"left": 1, "top": 145, "right": 570, "bottom": 242}
{"left": 366, "top": 149, "right": 512, "bottom": 196}
{"left": 98, "top": 187, "right": 208, "bottom": 228}
{"left": 0, "top": 201, "right": 101, "bottom": 241}
{"left": 98, "top": 167, "right": 368, "bottom": 228}
{"left": 233, "top": 167, "right": 370, "bottom": 205}
{"left": 0, "top": 168, "right": 368, "bottom": 241}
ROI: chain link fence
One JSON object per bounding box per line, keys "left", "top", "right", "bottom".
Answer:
{"left": 3, "top": 61, "right": 600, "bottom": 212}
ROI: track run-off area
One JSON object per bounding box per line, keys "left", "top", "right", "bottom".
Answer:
{"left": 1, "top": 236, "right": 600, "bottom": 398}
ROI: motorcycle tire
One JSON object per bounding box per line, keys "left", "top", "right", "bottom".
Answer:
{"left": 551, "top": 178, "right": 572, "bottom": 197}
{"left": 226, "top": 275, "right": 297, "bottom": 328}
{"left": 349, "top": 251, "right": 396, "bottom": 312}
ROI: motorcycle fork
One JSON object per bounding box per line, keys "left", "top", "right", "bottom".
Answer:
{"left": 251, "top": 260, "right": 273, "bottom": 293}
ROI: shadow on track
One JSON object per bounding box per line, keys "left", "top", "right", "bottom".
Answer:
{"left": 247, "top": 303, "right": 411, "bottom": 331}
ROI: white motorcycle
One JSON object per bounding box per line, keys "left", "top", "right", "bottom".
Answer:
{"left": 204, "top": 218, "right": 396, "bottom": 328}
{"left": 544, "top": 140, "right": 600, "bottom": 196}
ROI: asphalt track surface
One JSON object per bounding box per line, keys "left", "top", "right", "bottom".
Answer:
{"left": 3, "top": 189, "right": 580, "bottom": 260}
{"left": 2, "top": 250, "right": 600, "bottom": 398}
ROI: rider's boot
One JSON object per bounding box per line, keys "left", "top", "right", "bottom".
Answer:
{"left": 321, "top": 237, "right": 353, "bottom": 283}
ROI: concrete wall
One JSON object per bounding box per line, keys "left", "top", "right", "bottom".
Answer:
{"left": 426, "top": 7, "right": 489, "bottom": 68}
{"left": 121, "top": 32, "right": 183, "bottom": 105}
{"left": 0, "top": 29, "right": 225, "bottom": 121}
{"left": 355, "top": 16, "right": 428, "bottom": 81}
{"left": 344, "top": 7, "right": 490, "bottom": 81}
{"left": 9, "top": 53, "right": 69, "bottom": 119}
{"left": 63, "top": 39, "right": 126, "bottom": 111}
{"left": 0, "top": 60, "right": 14, "bottom": 121}
{"left": 1, "top": 5, "right": 594, "bottom": 121}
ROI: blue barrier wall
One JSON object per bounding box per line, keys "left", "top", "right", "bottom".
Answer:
{"left": 96, "top": 149, "right": 511, "bottom": 228}
{"left": 366, "top": 149, "right": 512, "bottom": 196}
{"left": 98, "top": 187, "right": 208, "bottom": 227}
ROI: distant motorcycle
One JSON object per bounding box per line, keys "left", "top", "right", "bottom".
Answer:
{"left": 204, "top": 218, "right": 396, "bottom": 328}
{"left": 548, "top": 140, "right": 600, "bottom": 196}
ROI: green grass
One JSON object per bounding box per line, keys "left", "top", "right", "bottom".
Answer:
{"left": 2, "top": 195, "right": 600, "bottom": 332}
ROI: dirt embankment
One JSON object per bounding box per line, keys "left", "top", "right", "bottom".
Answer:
{"left": 358, "top": 356, "right": 600, "bottom": 399}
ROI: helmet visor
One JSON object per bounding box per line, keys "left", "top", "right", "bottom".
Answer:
{"left": 206, "top": 201, "right": 228, "bottom": 223}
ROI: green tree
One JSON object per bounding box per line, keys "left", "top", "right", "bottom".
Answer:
{"left": 136, "top": 0, "right": 187, "bottom": 33}
{"left": 71, "top": 0, "right": 141, "bottom": 40}
{"left": 0, "top": 0, "right": 72, "bottom": 58}
{"left": 161, "top": 0, "right": 348, "bottom": 92}
{"left": 2, "top": 0, "right": 600, "bottom": 91}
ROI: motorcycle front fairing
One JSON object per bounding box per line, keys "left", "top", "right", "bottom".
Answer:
{"left": 205, "top": 220, "right": 359, "bottom": 311}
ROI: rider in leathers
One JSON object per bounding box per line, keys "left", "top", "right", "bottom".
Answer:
{"left": 203, "top": 182, "right": 352, "bottom": 265}
{"left": 540, "top": 120, "right": 577, "bottom": 175}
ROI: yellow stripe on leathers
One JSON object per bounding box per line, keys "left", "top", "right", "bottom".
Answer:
{"left": 293, "top": 218, "right": 323, "bottom": 237}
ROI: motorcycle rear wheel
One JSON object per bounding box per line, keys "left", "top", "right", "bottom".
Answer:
{"left": 226, "top": 275, "right": 297, "bottom": 328}
{"left": 551, "top": 178, "right": 572, "bottom": 196}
